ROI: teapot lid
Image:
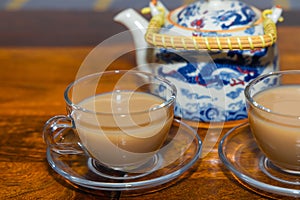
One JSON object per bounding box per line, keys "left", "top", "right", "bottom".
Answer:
{"left": 168, "top": 0, "right": 261, "bottom": 32}
{"left": 143, "top": 0, "right": 281, "bottom": 51}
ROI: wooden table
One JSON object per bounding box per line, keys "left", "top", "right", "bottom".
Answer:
{"left": 0, "top": 26, "right": 300, "bottom": 199}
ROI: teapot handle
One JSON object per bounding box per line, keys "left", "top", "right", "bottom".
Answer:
{"left": 145, "top": 8, "right": 280, "bottom": 51}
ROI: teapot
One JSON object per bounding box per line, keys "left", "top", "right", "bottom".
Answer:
{"left": 114, "top": 0, "right": 282, "bottom": 127}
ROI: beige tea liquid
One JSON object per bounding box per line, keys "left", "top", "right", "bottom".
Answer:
{"left": 74, "top": 91, "right": 174, "bottom": 169}
{"left": 248, "top": 85, "right": 300, "bottom": 171}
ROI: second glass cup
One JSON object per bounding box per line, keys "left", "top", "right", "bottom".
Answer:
{"left": 245, "top": 70, "right": 300, "bottom": 173}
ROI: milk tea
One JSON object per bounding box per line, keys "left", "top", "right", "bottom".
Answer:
{"left": 74, "top": 91, "right": 174, "bottom": 170}
{"left": 248, "top": 85, "right": 300, "bottom": 171}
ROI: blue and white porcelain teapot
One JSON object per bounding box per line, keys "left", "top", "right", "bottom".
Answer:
{"left": 114, "top": 0, "right": 283, "bottom": 127}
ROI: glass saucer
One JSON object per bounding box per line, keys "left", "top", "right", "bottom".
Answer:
{"left": 46, "top": 119, "right": 202, "bottom": 191}
{"left": 218, "top": 122, "right": 300, "bottom": 198}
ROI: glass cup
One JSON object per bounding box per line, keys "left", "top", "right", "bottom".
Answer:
{"left": 43, "top": 70, "right": 176, "bottom": 173}
{"left": 245, "top": 70, "right": 300, "bottom": 174}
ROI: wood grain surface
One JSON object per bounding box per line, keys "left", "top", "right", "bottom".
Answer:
{"left": 0, "top": 27, "right": 299, "bottom": 199}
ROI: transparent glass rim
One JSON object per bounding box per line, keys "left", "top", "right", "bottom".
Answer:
{"left": 244, "top": 70, "right": 300, "bottom": 120}
{"left": 64, "top": 70, "right": 177, "bottom": 116}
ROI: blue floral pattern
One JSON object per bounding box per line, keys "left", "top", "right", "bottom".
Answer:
{"left": 154, "top": 46, "right": 278, "bottom": 122}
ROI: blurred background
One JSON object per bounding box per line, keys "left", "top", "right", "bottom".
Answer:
{"left": 1, "top": 0, "right": 298, "bottom": 11}
{"left": 0, "top": 0, "right": 298, "bottom": 46}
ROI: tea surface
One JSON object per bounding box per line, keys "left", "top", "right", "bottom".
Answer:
{"left": 253, "top": 85, "right": 300, "bottom": 116}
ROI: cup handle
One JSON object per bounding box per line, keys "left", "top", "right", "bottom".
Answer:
{"left": 43, "top": 115, "right": 84, "bottom": 155}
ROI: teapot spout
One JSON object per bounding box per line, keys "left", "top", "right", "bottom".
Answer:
{"left": 114, "top": 8, "right": 149, "bottom": 36}
{"left": 114, "top": 9, "right": 150, "bottom": 67}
